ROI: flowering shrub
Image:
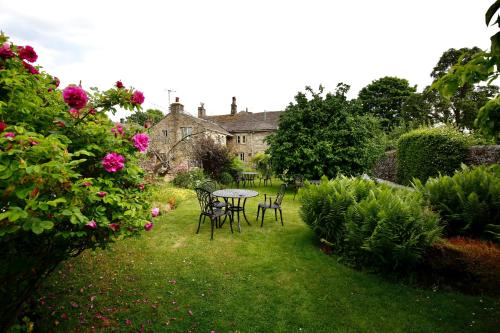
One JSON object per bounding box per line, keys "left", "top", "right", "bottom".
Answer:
{"left": 0, "top": 33, "right": 154, "bottom": 330}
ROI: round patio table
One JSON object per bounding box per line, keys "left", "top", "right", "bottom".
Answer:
{"left": 212, "top": 189, "right": 259, "bottom": 232}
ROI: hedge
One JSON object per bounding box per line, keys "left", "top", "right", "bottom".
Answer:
{"left": 396, "top": 127, "right": 468, "bottom": 185}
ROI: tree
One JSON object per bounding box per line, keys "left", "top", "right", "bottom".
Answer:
{"left": 126, "top": 108, "right": 164, "bottom": 127}
{"left": 0, "top": 34, "right": 154, "bottom": 330}
{"left": 358, "top": 76, "right": 416, "bottom": 130}
{"left": 266, "top": 84, "right": 384, "bottom": 180}
{"left": 191, "top": 136, "right": 232, "bottom": 179}
{"left": 429, "top": 47, "right": 498, "bottom": 130}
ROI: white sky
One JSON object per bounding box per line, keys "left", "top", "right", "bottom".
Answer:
{"left": 0, "top": 0, "right": 495, "bottom": 120}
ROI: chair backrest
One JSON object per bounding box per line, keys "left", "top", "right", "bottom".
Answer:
{"left": 195, "top": 187, "right": 214, "bottom": 213}
{"left": 275, "top": 183, "right": 287, "bottom": 205}
{"left": 293, "top": 174, "right": 304, "bottom": 187}
{"left": 199, "top": 179, "right": 218, "bottom": 193}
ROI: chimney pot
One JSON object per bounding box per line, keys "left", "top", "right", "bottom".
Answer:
{"left": 231, "top": 97, "right": 237, "bottom": 115}
{"left": 175, "top": 97, "right": 180, "bottom": 102}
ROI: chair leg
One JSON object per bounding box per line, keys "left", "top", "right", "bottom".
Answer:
{"left": 279, "top": 208, "right": 283, "bottom": 226}
{"left": 261, "top": 208, "right": 266, "bottom": 227}
{"left": 196, "top": 214, "right": 203, "bottom": 234}
{"left": 229, "top": 213, "right": 234, "bottom": 233}
{"left": 256, "top": 206, "right": 260, "bottom": 220}
{"left": 274, "top": 208, "right": 277, "bottom": 221}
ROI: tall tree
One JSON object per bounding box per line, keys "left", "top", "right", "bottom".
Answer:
{"left": 358, "top": 76, "right": 416, "bottom": 130}
{"left": 126, "top": 108, "right": 164, "bottom": 127}
{"left": 429, "top": 47, "right": 498, "bottom": 129}
{"left": 266, "top": 84, "right": 384, "bottom": 180}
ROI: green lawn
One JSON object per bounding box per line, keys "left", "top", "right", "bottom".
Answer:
{"left": 34, "top": 182, "right": 500, "bottom": 332}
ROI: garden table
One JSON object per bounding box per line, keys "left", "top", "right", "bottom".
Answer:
{"left": 212, "top": 189, "right": 259, "bottom": 232}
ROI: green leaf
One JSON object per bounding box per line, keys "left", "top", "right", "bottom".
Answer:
{"left": 47, "top": 197, "right": 67, "bottom": 206}
{"left": 40, "top": 220, "right": 54, "bottom": 230}
{"left": 486, "top": 0, "right": 500, "bottom": 26}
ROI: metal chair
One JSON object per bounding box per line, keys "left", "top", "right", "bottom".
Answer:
{"left": 256, "top": 183, "right": 287, "bottom": 227}
{"left": 259, "top": 169, "right": 273, "bottom": 187}
{"left": 195, "top": 187, "right": 233, "bottom": 240}
{"left": 199, "top": 179, "right": 227, "bottom": 209}
{"left": 291, "top": 174, "right": 304, "bottom": 200}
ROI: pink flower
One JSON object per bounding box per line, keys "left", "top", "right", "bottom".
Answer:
{"left": 125, "top": 319, "right": 132, "bottom": 325}
{"left": 109, "top": 223, "right": 120, "bottom": 231}
{"left": 131, "top": 91, "right": 145, "bottom": 105}
{"left": 97, "top": 191, "right": 107, "bottom": 197}
{"left": 88, "top": 108, "right": 96, "bottom": 115}
{"left": 132, "top": 133, "right": 149, "bottom": 152}
{"left": 85, "top": 220, "right": 97, "bottom": 230}
{"left": 111, "top": 123, "right": 124, "bottom": 136}
{"left": 138, "top": 183, "right": 145, "bottom": 191}
{"left": 22, "top": 61, "right": 39, "bottom": 74}
{"left": 82, "top": 181, "right": 92, "bottom": 187}
{"left": 144, "top": 222, "right": 153, "bottom": 231}
{"left": 0, "top": 42, "right": 14, "bottom": 59}
{"left": 0, "top": 122, "right": 6, "bottom": 132}
{"left": 69, "top": 108, "right": 80, "bottom": 118}
{"left": 4, "top": 132, "right": 15, "bottom": 139}
{"left": 102, "top": 152, "right": 125, "bottom": 173}
{"left": 29, "top": 139, "right": 38, "bottom": 146}
{"left": 116, "top": 81, "right": 124, "bottom": 89}
{"left": 55, "top": 120, "right": 65, "bottom": 127}
{"left": 63, "top": 86, "right": 88, "bottom": 110}
{"left": 151, "top": 208, "right": 160, "bottom": 217}
{"left": 53, "top": 77, "right": 60, "bottom": 88}
{"left": 18, "top": 45, "right": 38, "bottom": 62}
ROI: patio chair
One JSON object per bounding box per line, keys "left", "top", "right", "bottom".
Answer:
{"left": 259, "top": 169, "right": 272, "bottom": 187}
{"left": 199, "top": 179, "right": 227, "bottom": 209}
{"left": 243, "top": 173, "right": 257, "bottom": 187}
{"left": 256, "top": 183, "right": 287, "bottom": 227}
{"left": 291, "top": 174, "right": 304, "bottom": 200}
{"left": 195, "top": 187, "right": 233, "bottom": 240}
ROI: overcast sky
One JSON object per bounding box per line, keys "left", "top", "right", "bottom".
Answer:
{"left": 0, "top": 0, "right": 495, "bottom": 120}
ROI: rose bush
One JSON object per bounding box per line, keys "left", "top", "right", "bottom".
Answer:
{"left": 0, "top": 33, "right": 154, "bottom": 330}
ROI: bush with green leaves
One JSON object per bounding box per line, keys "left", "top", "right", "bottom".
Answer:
{"left": 300, "top": 176, "right": 441, "bottom": 272}
{"left": 396, "top": 126, "right": 469, "bottom": 185}
{"left": 0, "top": 34, "right": 153, "bottom": 330}
{"left": 218, "top": 171, "right": 234, "bottom": 185}
{"left": 171, "top": 169, "right": 206, "bottom": 189}
{"left": 414, "top": 164, "right": 500, "bottom": 242}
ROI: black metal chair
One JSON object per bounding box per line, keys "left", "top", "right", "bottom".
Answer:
{"left": 259, "top": 169, "right": 273, "bottom": 187}
{"left": 195, "top": 187, "right": 233, "bottom": 240}
{"left": 291, "top": 174, "right": 304, "bottom": 200}
{"left": 256, "top": 183, "right": 287, "bottom": 227}
{"left": 199, "top": 179, "right": 227, "bottom": 209}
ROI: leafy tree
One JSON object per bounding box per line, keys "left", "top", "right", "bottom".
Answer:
{"left": 191, "top": 136, "right": 232, "bottom": 179}
{"left": 0, "top": 34, "right": 154, "bottom": 330}
{"left": 126, "top": 108, "right": 164, "bottom": 127}
{"left": 429, "top": 47, "right": 498, "bottom": 130}
{"left": 358, "top": 76, "right": 416, "bottom": 130}
{"left": 266, "top": 84, "right": 384, "bottom": 180}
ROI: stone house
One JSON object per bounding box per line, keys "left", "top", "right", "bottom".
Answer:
{"left": 149, "top": 97, "right": 283, "bottom": 170}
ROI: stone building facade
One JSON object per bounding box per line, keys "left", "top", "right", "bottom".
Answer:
{"left": 149, "top": 97, "right": 283, "bottom": 170}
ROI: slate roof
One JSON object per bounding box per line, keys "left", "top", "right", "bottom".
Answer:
{"left": 205, "top": 111, "right": 283, "bottom": 133}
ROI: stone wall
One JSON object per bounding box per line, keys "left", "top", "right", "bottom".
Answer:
{"left": 371, "top": 145, "right": 500, "bottom": 183}
{"left": 229, "top": 131, "right": 272, "bottom": 163}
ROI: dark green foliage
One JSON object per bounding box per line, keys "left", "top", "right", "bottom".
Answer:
{"left": 267, "top": 85, "right": 384, "bottom": 179}
{"left": 191, "top": 136, "right": 232, "bottom": 179}
{"left": 125, "top": 108, "right": 164, "bottom": 126}
{"left": 414, "top": 164, "right": 500, "bottom": 242}
{"left": 172, "top": 169, "right": 206, "bottom": 189}
{"left": 396, "top": 126, "right": 469, "bottom": 185}
{"left": 218, "top": 171, "right": 234, "bottom": 185}
{"left": 300, "top": 176, "right": 441, "bottom": 272}
{"left": 358, "top": 76, "right": 417, "bottom": 130}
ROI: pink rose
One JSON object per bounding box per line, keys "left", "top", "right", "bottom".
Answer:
{"left": 138, "top": 183, "right": 145, "bottom": 191}
{"left": 151, "top": 207, "right": 160, "bottom": 217}
{"left": 53, "top": 77, "right": 60, "bottom": 88}
{"left": 55, "top": 120, "right": 65, "bottom": 127}
{"left": 132, "top": 133, "right": 149, "bottom": 152}
{"left": 82, "top": 181, "right": 92, "bottom": 187}
{"left": 4, "top": 132, "right": 15, "bottom": 139}
{"left": 88, "top": 108, "right": 97, "bottom": 115}
{"left": 102, "top": 152, "right": 125, "bottom": 173}
{"left": 97, "top": 191, "right": 107, "bottom": 197}
{"left": 109, "top": 223, "right": 120, "bottom": 231}
{"left": 18, "top": 45, "right": 38, "bottom": 62}
{"left": 85, "top": 220, "right": 97, "bottom": 230}
{"left": 63, "top": 86, "right": 88, "bottom": 110}
{"left": 116, "top": 81, "right": 124, "bottom": 89}
{"left": 29, "top": 139, "right": 38, "bottom": 146}
{"left": 68, "top": 108, "right": 80, "bottom": 118}
{"left": 131, "top": 91, "right": 145, "bottom": 105}
{"left": 111, "top": 123, "right": 124, "bottom": 136}
{"left": 22, "top": 61, "right": 39, "bottom": 74}
{"left": 144, "top": 222, "right": 153, "bottom": 231}
{"left": 0, "top": 42, "right": 14, "bottom": 59}
{"left": 0, "top": 122, "right": 6, "bottom": 132}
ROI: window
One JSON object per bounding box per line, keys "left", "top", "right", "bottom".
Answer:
{"left": 162, "top": 129, "right": 168, "bottom": 137}
{"left": 239, "top": 152, "right": 245, "bottom": 161}
{"left": 181, "top": 127, "right": 192, "bottom": 139}
{"left": 237, "top": 135, "right": 247, "bottom": 144}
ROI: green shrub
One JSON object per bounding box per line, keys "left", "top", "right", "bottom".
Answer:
{"left": 414, "top": 164, "right": 500, "bottom": 242}
{"left": 344, "top": 188, "right": 441, "bottom": 271}
{"left": 218, "top": 171, "right": 234, "bottom": 185}
{"left": 300, "top": 176, "right": 441, "bottom": 272}
{"left": 171, "top": 169, "right": 206, "bottom": 189}
{"left": 396, "top": 126, "right": 469, "bottom": 185}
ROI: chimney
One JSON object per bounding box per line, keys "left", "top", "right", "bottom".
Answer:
{"left": 197, "top": 103, "right": 206, "bottom": 118}
{"left": 231, "top": 96, "right": 237, "bottom": 115}
{"left": 170, "top": 97, "right": 184, "bottom": 115}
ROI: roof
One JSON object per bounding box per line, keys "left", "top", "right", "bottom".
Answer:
{"left": 205, "top": 111, "right": 283, "bottom": 133}
{"left": 153, "top": 111, "right": 232, "bottom": 136}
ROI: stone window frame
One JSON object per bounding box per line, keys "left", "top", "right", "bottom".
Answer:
{"left": 180, "top": 127, "right": 193, "bottom": 139}
{"left": 237, "top": 134, "right": 247, "bottom": 144}
{"left": 239, "top": 152, "right": 245, "bottom": 161}
{"left": 162, "top": 129, "right": 168, "bottom": 137}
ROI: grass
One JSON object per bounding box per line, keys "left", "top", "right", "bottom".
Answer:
{"left": 33, "top": 182, "right": 500, "bottom": 332}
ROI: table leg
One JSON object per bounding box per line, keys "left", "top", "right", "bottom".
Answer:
{"left": 233, "top": 198, "right": 241, "bottom": 233}
{"left": 242, "top": 198, "right": 252, "bottom": 225}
